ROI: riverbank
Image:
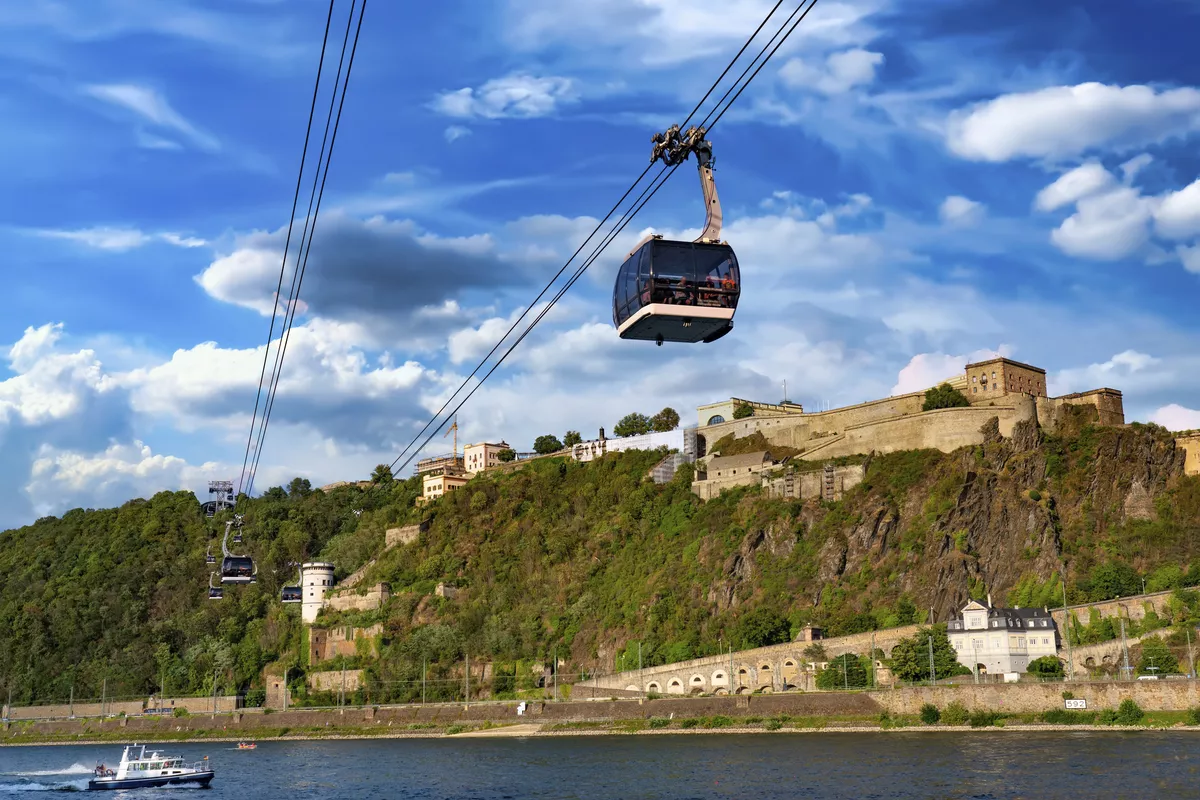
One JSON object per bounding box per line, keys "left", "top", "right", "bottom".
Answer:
{"left": 6, "top": 708, "right": 1200, "bottom": 746}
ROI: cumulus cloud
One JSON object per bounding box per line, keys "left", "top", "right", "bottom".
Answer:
{"left": 778, "top": 48, "right": 884, "bottom": 94}
{"left": 432, "top": 74, "right": 578, "bottom": 119}
{"left": 1033, "top": 163, "right": 1200, "bottom": 264}
{"left": 195, "top": 212, "right": 526, "bottom": 346}
{"left": 32, "top": 226, "right": 207, "bottom": 251}
{"left": 889, "top": 346, "right": 1010, "bottom": 396}
{"left": 945, "top": 82, "right": 1200, "bottom": 162}
{"left": 938, "top": 195, "right": 985, "bottom": 227}
{"left": 1150, "top": 404, "right": 1200, "bottom": 432}
{"left": 1051, "top": 349, "right": 1164, "bottom": 395}
{"left": 444, "top": 125, "right": 472, "bottom": 142}
{"left": 83, "top": 83, "right": 220, "bottom": 151}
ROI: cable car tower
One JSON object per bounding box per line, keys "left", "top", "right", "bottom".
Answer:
{"left": 613, "top": 124, "right": 740, "bottom": 346}
{"left": 205, "top": 480, "right": 235, "bottom": 518}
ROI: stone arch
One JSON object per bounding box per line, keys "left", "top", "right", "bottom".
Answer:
{"left": 667, "top": 678, "right": 685, "bottom": 695}
{"left": 624, "top": 684, "right": 640, "bottom": 693}
{"left": 737, "top": 666, "right": 752, "bottom": 688}
{"left": 1084, "top": 657, "right": 1096, "bottom": 668}
{"left": 976, "top": 663, "right": 988, "bottom": 675}
{"left": 735, "top": 686, "right": 751, "bottom": 695}
{"left": 711, "top": 670, "right": 728, "bottom": 687}
{"left": 646, "top": 681, "right": 662, "bottom": 693}
{"left": 1102, "top": 654, "right": 1113, "bottom": 665}
{"left": 713, "top": 687, "right": 729, "bottom": 696}
{"left": 690, "top": 674, "right": 706, "bottom": 688}
{"left": 696, "top": 434, "right": 707, "bottom": 458}
{"left": 781, "top": 659, "right": 799, "bottom": 682}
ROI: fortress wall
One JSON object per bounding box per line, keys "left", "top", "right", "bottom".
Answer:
{"left": 1048, "top": 590, "right": 1175, "bottom": 629}
{"left": 699, "top": 393, "right": 926, "bottom": 453}
{"left": 310, "top": 624, "right": 382, "bottom": 663}
{"left": 309, "top": 669, "right": 364, "bottom": 692}
{"left": 326, "top": 584, "right": 390, "bottom": 614}
{"left": 871, "top": 679, "right": 1200, "bottom": 715}
{"left": 797, "top": 401, "right": 1035, "bottom": 462}
{"left": 1178, "top": 433, "right": 1200, "bottom": 476}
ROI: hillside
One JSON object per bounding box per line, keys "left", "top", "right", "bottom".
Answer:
{"left": 2, "top": 406, "right": 1198, "bottom": 706}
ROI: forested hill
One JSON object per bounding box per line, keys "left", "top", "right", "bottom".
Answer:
{"left": 2, "top": 408, "right": 1198, "bottom": 706}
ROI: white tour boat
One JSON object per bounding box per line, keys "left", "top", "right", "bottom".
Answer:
{"left": 88, "top": 743, "right": 214, "bottom": 790}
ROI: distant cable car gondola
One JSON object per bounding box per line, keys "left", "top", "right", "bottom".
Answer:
{"left": 208, "top": 572, "right": 223, "bottom": 601}
{"left": 217, "top": 518, "right": 257, "bottom": 585}
{"left": 614, "top": 124, "right": 739, "bottom": 346}
{"left": 281, "top": 565, "right": 302, "bottom": 603}
{"left": 206, "top": 545, "right": 216, "bottom": 565}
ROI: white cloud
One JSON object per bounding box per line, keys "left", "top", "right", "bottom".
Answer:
{"left": 938, "top": 195, "right": 985, "bottom": 227}
{"left": 889, "top": 346, "right": 1011, "bottom": 395}
{"left": 444, "top": 125, "right": 472, "bottom": 142}
{"left": 83, "top": 83, "right": 219, "bottom": 151}
{"left": 779, "top": 48, "right": 884, "bottom": 94}
{"left": 945, "top": 82, "right": 1200, "bottom": 162}
{"left": 432, "top": 74, "right": 578, "bottom": 120}
{"left": 31, "top": 226, "right": 207, "bottom": 251}
{"left": 1150, "top": 404, "right": 1200, "bottom": 432}
{"left": 1178, "top": 243, "right": 1200, "bottom": 274}
{"left": 1155, "top": 179, "right": 1200, "bottom": 240}
{"left": 1051, "top": 349, "right": 1163, "bottom": 395}
{"left": 1050, "top": 185, "right": 1157, "bottom": 261}
{"left": 1034, "top": 163, "right": 1115, "bottom": 212}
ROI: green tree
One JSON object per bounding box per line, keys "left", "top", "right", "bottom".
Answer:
{"left": 1026, "top": 655, "right": 1064, "bottom": 678}
{"left": 1084, "top": 562, "right": 1141, "bottom": 601}
{"left": 371, "top": 464, "right": 394, "bottom": 484}
{"left": 563, "top": 430, "right": 583, "bottom": 447}
{"left": 650, "top": 407, "right": 680, "bottom": 432}
{"left": 287, "top": 477, "right": 312, "bottom": 498}
{"left": 732, "top": 401, "right": 754, "bottom": 419}
{"left": 802, "top": 642, "right": 828, "bottom": 661}
{"left": 919, "top": 703, "right": 941, "bottom": 725}
{"left": 816, "top": 653, "right": 867, "bottom": 689}
{"left": 922, "top": 383, "right": 970, "bottom": 411}
{"left": 613, "top": 413, "right": 652, "bottom": 437}
{"left": 496, "top": 448, "right": 516, "bottom": 462}
{"left": 533, "top": 435, "right": 564, "bottom": 455}
{"left": 888, "top": 625, "right": 968, "bottom": 682}
{"left": 733, "top": 608, "right": 791, "bottom": 649}
{"left": 1138, "top": 636, "right": 1180, "bottom": 675}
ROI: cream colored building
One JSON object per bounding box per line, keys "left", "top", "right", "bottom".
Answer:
{"left": 946, "top": 599, "right": 1059, "bottom": 675}
{"left": 693, "top": 451, "right": 776, "bottom": 500}
{"left": 463, "top": 441, "right": 510, "bottom": 476}
{"left": 419, "top": 472, "right": 469, "bottom": 504}
{"left": 1178, "top": 432, "right": 1200, "bottom": 476}
{"left": 697, "top": 398, "right": 804, "bottom": 428}
{"left": 963, "top": 357, "right": 1047, "bottom": 401}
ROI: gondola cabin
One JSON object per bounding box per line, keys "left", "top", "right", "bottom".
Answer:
{"left": 208, "top": 586, "right": 223, "bottom": 600}
{"left": 281, "top": 586, "right": 302, "bottom": 603}
{"left": 220, "top": 555, "right": 256, "bottom": 585}
{"left": 613, "top": 235, "right": 740, "bottom": 345}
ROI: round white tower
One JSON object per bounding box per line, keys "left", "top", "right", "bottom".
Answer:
{"left": 301, "top": 562, "right": 336, "bottom": 624}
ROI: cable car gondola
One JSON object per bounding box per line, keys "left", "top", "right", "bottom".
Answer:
{"left": 218, "top": 518, "right": 257, "bottom": 585}
{"left": 281, "top": 586, "right": 302, "bottom": 603}
{"left": 208, "top": 572, "right": 223, "bottom": 601}
{"left": 206, "top": 545, "right": 216, "bottom": 565}
{"left": 614, "top": 124, "right": 739, "bottom": 346}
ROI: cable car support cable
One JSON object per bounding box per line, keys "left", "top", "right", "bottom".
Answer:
{"left": 245, "top": 0, "right": 367, "bottom": 498}
{"left": 236, "top": 0, "right": 338, "bottom": 502}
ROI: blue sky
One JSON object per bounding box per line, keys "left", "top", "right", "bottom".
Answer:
{"left": 2, "top": 0, "right": 1199, "bottom": 528}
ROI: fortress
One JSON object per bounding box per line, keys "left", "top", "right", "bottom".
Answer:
{"left": 691, "top": 356, "right": 1131, "bottom": 499}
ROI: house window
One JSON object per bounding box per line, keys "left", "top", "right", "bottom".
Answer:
{"left": 990, "top": 621, "right": 998, "bottom": 627}
{"left": 973, "top": 376, "right": 977, "bottom": 383}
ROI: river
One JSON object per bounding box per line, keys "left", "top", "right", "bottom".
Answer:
{"left": 0, "top": 732, "right": 1193, "bottom": 797}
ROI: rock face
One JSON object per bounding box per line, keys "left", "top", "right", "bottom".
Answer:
{"left": 710, "top": 409, "right": 1191, "bottom": 623}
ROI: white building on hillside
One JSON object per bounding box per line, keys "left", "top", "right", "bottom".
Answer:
{"left": 301, "top": 562, "right": 336, "bottom": 624}
{"left": 464, "top": 441, "right": 510, "bottom": 475}
{"left": 571, "top": 427, "right": 698, "bottom": 463}
{"left": 946, "top": 598, "right": 1059, "bottom": 676}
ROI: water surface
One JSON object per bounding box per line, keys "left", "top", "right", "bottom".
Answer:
{"left": 0, "top": 732, "right": 1195, "bottom": 798}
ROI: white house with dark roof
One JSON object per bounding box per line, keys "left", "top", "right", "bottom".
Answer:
{"left": 946, "top": 596, "right": 1059, "bottom": 675}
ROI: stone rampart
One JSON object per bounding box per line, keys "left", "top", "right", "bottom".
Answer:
{"left": 870, "top": 679, "right": 1200, "bottom": 715}
{"left": 2, "top": 695, "right": 239, "bottom": 721}
{"left": 798, "top": 400, "right": 1035, "bottom": 461}
{"left": 308, "top": 669, "right": 364, "bottom": 693}
{"left": 1178, "top": 433, "right": 1200, "bottom": 477}
{"left": 575, "top": 624, "right": 920, "bottom": 696}
{"left": 326, "top": 583, "right": 390, "bottom": 613}
{"left": 309, "top": 624, "right": 382, "bottom": 663}
{"left": 1049, "top": 590, "right": 1174, "bottom": 629}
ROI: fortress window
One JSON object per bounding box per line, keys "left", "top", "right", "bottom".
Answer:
{"left": 972, "top": 376, "right": 977, "bottom": 383}
{"left": 973, "top": 387, "right": 977, "bottom": 394}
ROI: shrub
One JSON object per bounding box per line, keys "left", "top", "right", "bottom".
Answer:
{"left": 919, "top": 703, "right": 941, "bottom": 725}
{"left": 732, "top": 402, "right": 754, "bottom": 419}
{"left": 1027, "top": 655, "right": 1064, "bottom": 678}
{"left": 1115, "top": 699, "right": 1144, "bottom": 726}
{"left": 172, "top": 707, "right": 189, "bottom": 718}
{"left": 679, "top": 718, "right": 700, "bottom": 729}
{"left": 1028, "top": 489, "right": 1042, "bottom": 502}
{"left": 968, "top": 710, "right": 1000, "bottom": 728}
{"left": 922, "top": 383, "right": 970, "bottom": 411}
{"left": 942, "top": 701, "right": 969, "bottom": 726}
{"left": 764, "top": 718, "right": 783, "bottom": 731}
{"left": 1098, "top": 709, "right": 1119, "bottom": 725}
{"left": 1187, "top": 708, "right": 1200, "bottom": 726}
{"left": 703, "top": 715, "right": 735, "bottom": 728}
{"left": 1041, "top": 708, "right": 1096, "bottom": 724}
{"left": 445, "top": 724, "right": 467, "bottom": 735}
{"left": 648, "top": 717, "right": 671, "bottom": 729}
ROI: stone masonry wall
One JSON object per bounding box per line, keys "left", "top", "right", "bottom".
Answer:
{"left": 870, "top": 679, "right": 1200, "bottom": 715}
{"left": 1179, "top": 433, "right": 1200, "bottom": 477}
{"left": 309, "top": 624, "right": 382, "bottom": 663}
{"left": 326, "top": 584, "right": 390, "bottom": 613}
{"left": 576, "top": 624, "right": 920, "bottom": 696}
{"left": 3, "top": 696, "right": 239, "bottom": 721}
{"left": 308, "top": 669, "right": 364, "bottom": 693}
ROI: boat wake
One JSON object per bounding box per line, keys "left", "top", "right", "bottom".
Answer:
{"left": 4, "top": 764, "right": 92, "bottom": 778}
{"left": 0, "top": 778, "right": 87, "bottom": 792}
